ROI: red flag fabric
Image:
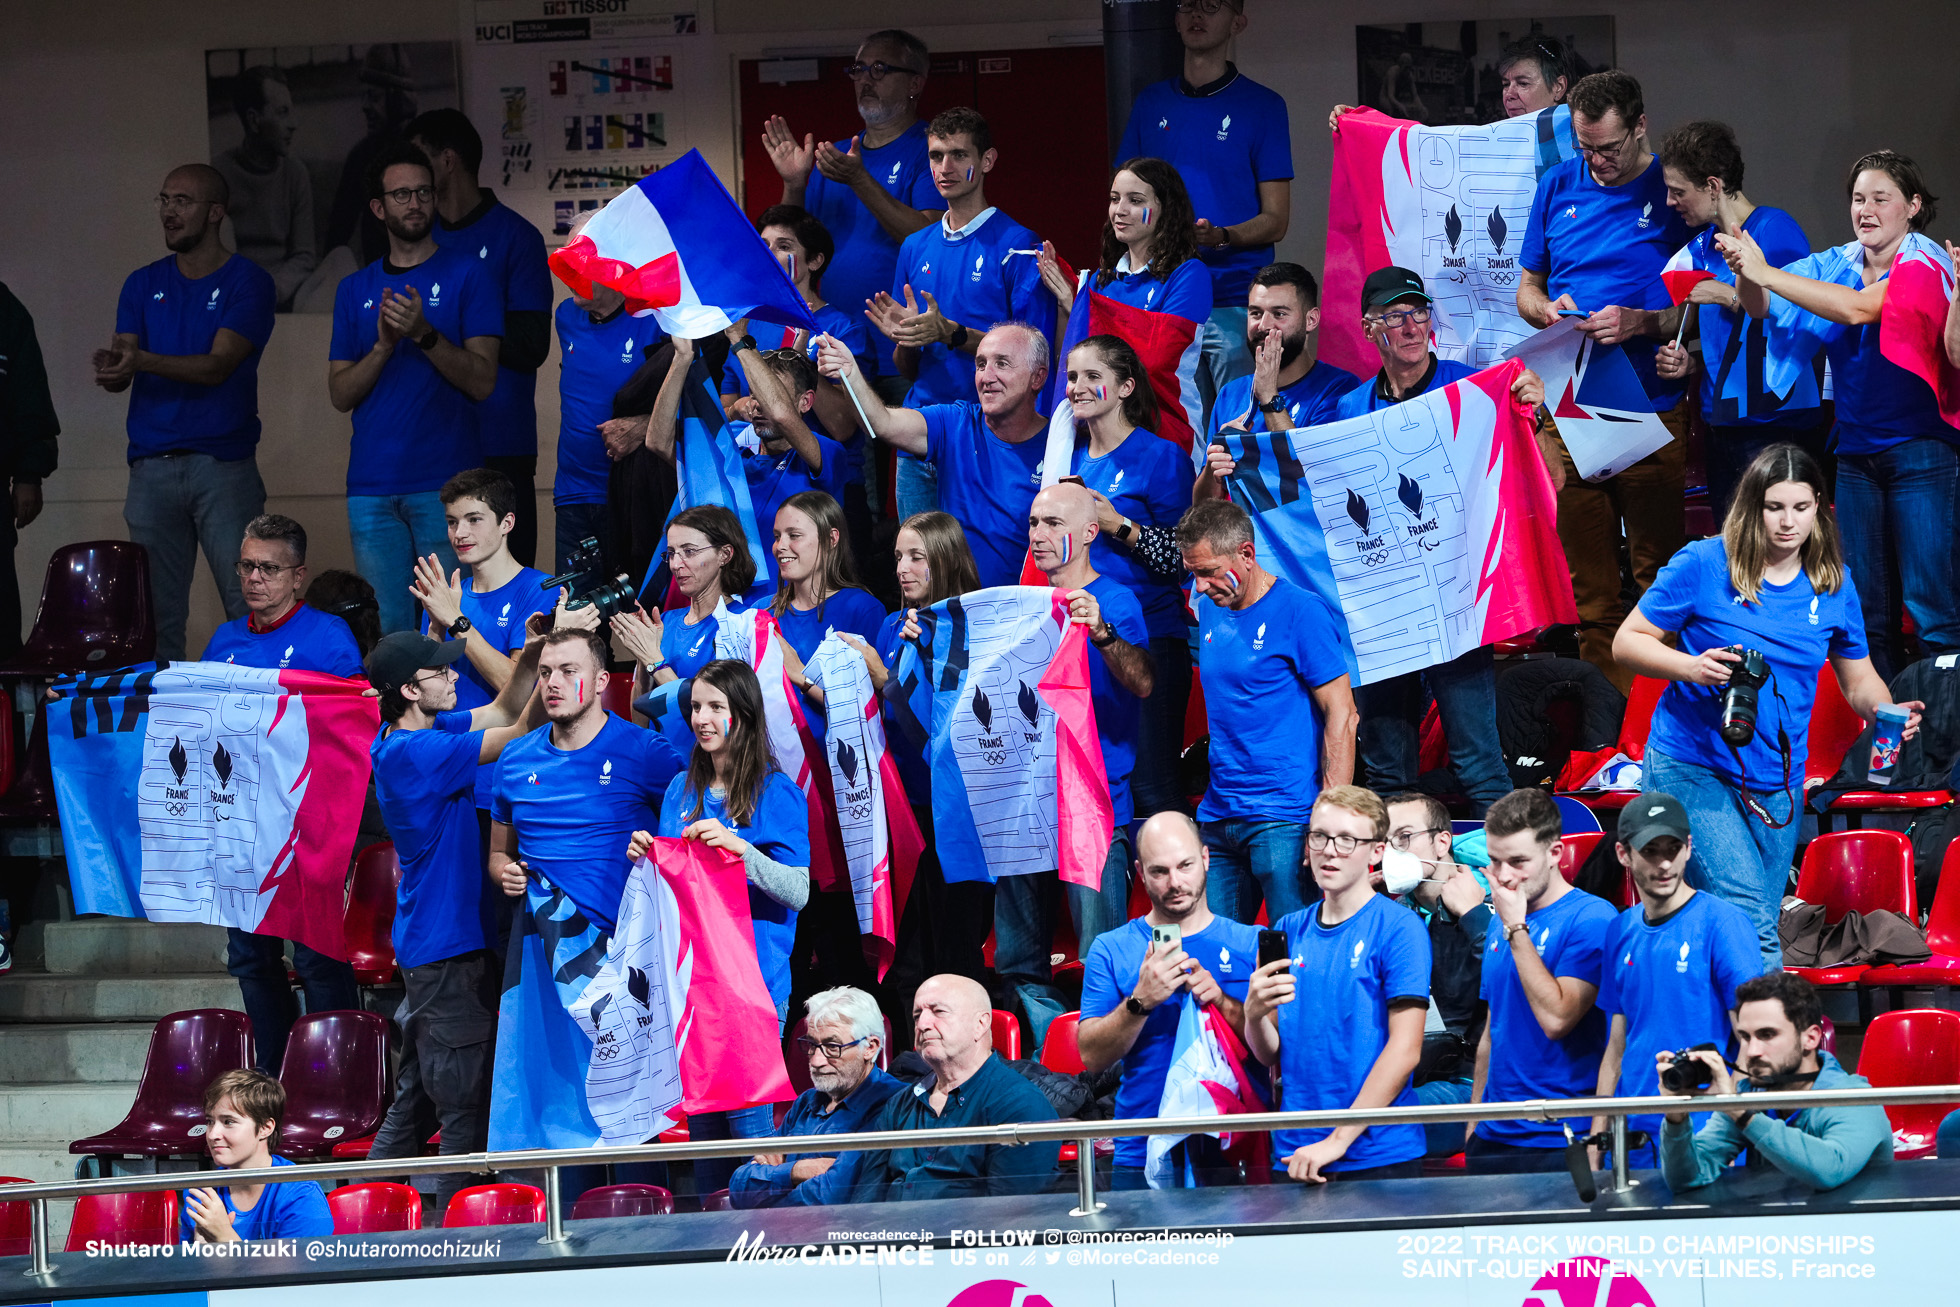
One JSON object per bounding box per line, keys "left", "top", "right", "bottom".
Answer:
{"left": 1880, "top": 239, "right": 1960, "bottom": 430}
{"left": 1038, "top": 607, "right": 1115, "bottom": 891}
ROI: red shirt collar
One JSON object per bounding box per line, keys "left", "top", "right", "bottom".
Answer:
{"left": 247, "top": 601, "right": 308, "bottom": 636}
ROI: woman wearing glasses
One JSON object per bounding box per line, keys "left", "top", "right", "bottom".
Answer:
{"left": 608, "top": 504, "right": 756, "bottom": 689}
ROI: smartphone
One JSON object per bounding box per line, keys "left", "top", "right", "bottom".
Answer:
{"left": 1556, "top": 307, "right": 1590, "bottom": 318}
{"left": 1256, "top": 928, "right": 1289, "bottom": 970}
{"left": 1150, "top": 921, "right": 1182, "bottom": 951}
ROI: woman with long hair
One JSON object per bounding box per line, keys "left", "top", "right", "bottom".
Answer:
{"left": 1613, "top": 444, "right": 1922, "bottom": 968}
{"left": 1039, "top": 157, "right": 1208, "bottom": 329}
{"left": 1717, "top": 150, "right": 1958, "bottom": 678}
{"left": 609, "top": 504, "right": 757, "bottom": 689}
{"left": 627, "top": 657, "right": 809, "bottom": 1191}
{"left": 771, "top": 490, "right": 887, "bottom": 738}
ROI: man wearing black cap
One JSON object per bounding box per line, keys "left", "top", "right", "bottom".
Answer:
{"left": 364, "top": 621, "right": 547, "bottom": 1205}
{"left": 1589, "top": 792, "right": 1762, "bottom": 1168}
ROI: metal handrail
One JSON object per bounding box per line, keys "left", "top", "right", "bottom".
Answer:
{"left": 14, "top": 1082, "right": 1959, "bottom": 1279}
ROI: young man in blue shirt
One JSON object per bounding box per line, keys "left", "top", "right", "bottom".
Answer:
{"left": 97, "top": 163, "right": 275, "bottom": 662}
{"left": 1079, "top": 810, "right": 1258, "bottom": 1188}
{"left": 1118, "top": 0, "right": 1293, "bottom": 428}
{"left": 1245, "top": 785, "right": 1430, "bottom": 1181}
{"left": 328, "top": 142, "right": 501, "bottom": 635}
{"left": 364, "top": 622, "right": 545, "bottom": 1208}
{"left": 1517, "top": 71, "right": 1694, "bottom": 695}
{"left": 411, "top": 109, "right": 553, "bottom": 567}
{"left": 180, "top": 1070, "right": 331, "bottom": 1243}
{"left": 1469, "top": 787, "right": 1617, "bottom": 1173}
{"left": 1174, "top": 498, "right": 1357, "bottom": 925}
{"left": 1592, "top": 794, "right": 1763, "bottom": 1167}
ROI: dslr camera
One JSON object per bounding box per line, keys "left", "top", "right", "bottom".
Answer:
{"left": 1659, "top": 1042, "right": 1723, "bottom": 1093}
{"left": 541, "top": 537, "right": 638, "bottom": 623}
{"left": 1718, "top": 645, "right": 1771, "bottom": 747}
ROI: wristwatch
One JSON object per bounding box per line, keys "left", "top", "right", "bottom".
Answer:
{"left": 1114, "top": 517, "right": 1137, "bottom": 545}
{"left": 1091, "top": 621, "right": 1117, "bottom": 648}
{"left": 948, "top": 323, "right": 969, "bottom": 349}
{"left": 415, "top": 326, "right": 439, "bottom": 351}
{"left": 733, "top": 333, "right": 758, "bottom": 355}
{"left": 646, "top": 659, "right": 670, "bottom": 677}
{"left": 1124, "top": 994, "right": 1150, "bottom": 1017}
{"left": 1258, "top": 395, "right": 1289, "bottom": 415}
{"left": 447, "top": 615, "right": 473, "bottom": 639}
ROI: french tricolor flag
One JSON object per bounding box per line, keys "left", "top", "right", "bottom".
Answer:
{"left": 549, "top": 149, "right": 817, "bottom": 338}
{"left": 1660, "top": 243, "right": 1716, "bottom": 306}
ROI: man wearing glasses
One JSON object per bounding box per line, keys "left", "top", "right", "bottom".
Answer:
{"left": 729, "top": 985, "right": 901, "bottom": 1208}
{"left": 1517, "top": 71, "right": 1692, "bottom": 695}
{"left": 329, "top": 142, "right": 501, "bottom": 634}
{"left": 96, "top": 164, "right": 276, "bottom": 663}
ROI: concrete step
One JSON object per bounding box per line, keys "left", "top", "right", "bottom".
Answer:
{"left": 0, "top": 1082, "right": 138, "bottom": 1148}
{"left": 0, "top": 1023, "right": 153, "bottom": 1084}
{"left": 0, "top": 972, "right": 240, "bottom": 1023}
{"left": 44, "top": 920, "right": 229, "bottom": 976}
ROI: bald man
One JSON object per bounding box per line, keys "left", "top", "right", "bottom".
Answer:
{"left": 1079, "top": 811, "right": 1259, "bottom": 1187}
{"left": 815, "top": 320, "right": 1053, "bottom": 586}
{"left": 99, "top": 163, "right": 276, "bottom": 661}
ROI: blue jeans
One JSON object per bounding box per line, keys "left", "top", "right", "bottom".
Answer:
{"left": 691, "top": 1104, "right": 777, "bottom": 1196}
{"left": 894, "top": 455, "right": 939, "bottom": 521}
{"left": 1643, "top": 746, "right": 1801, "bottom": 972}
{"left": 1200, "top": 818, "right": 1314, "bottom": 924}
{"left": 1195, "top": 306, "right": 1252, "bottom": 438}
{"left": 994, "top": 833, "right": 1133, "bottom": 1049}
{"left": 553, "top": 499, "right": 612, "bottom": 576}
{"left": 1355, "top": 645, "right": 1511, "bottom": 817}
{"left": 124, "top": 453, "right": 265, "bottom": 662}
{"left": 1835, "top": 437, "right": 1960, "bottom": 680}
{"left": 348, "top": 493, "right": 459, "bottom": 634}
{"left": 1704, "top": 424, "right": 1829, "bottom": 520}
{"left": 1416, "top": 1077, "right": 1472, "bottom": 1158}
{"left": 1133, "top": 637, "right": 1194, "bottom": 817}
{"left": 225, "top": 927, "right": 360, "bottom": 1074}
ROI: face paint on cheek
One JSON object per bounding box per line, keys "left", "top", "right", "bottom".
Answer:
{"left": 1093, "top": 384, "right": 1107, "bottom": 401}
{"left": 1059, "top": 534, "right": 1073, "bottom": 565}
{"left": 576, "top": 676, "right": 585, "bottom": 705}
{"left": 1224, "top": 569, "right": 1241, "bottom": 594}
{"left": 787, "top": 252, "right": 796, "bottom": 282}
{"left": 965, "top": 166, "right": 973, "bottom": 183}
{"left": 1140, "top": 207, "right": 1151, "bottom": 228}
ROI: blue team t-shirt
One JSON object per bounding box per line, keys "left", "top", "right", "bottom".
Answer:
{"left": 200, "top": 603, "right": 364, "bottom": 676}
{"left": 554, "top": 299, "right": 666, "bottom": 505}
{"left": 1089, "top": 255, "right": 1212, "bottom": 323}
{"left": 802, "top": 121, "right": 938, "bottom": 373}
{"left": 876, "top": 608, "right": 930, "bottom": 802}
{"left": 773, "top": 588, "right": 888, "bottom": 740}
{"left": 177, "top": 1156, "right": 331, "bottom": 1243}
{"left": 1598, "top": 890, "right": 1763, "bottom": 1137}
{"left": 1331, "top": 357, "right": 1477, "bottom": 421}
{"left": 1071, "top": 430, "right": 1194, "bottom": 641}
{"left": 1680, "top": 206, "right": 1817, "bottom": 428}
{"left": 1118, "top": 69, "right": 1294, "bottom": 305}
{"left": 1082, "top": 575, "right": 1149, "bottom": 829}
{"left": 742, "top": 426, "right": 847, "bottom": 550}
{"left": 329, "top": 247, "right": 503, "bottom": 495}
{"left": 1209, "top": 361, "right": 1363, "bottom": 443}
{"left": 1195, "top": 580, "right": 1353, "bottom": 823}
{"left": 922, "top": 402, "right": 1046, "bottom": 589}
{"left": 659, "top": 770, "right": 810, "bottom": 1011}
{"left": 372, "top": 714, "right": 493, "bottom": 970}
{"left": 1522, "top": 155, "right": 1692, "bottom": 409}
{"left": 893, "top": 209, "right": 1053, "bottom": 409}
{"left": 491, "top": 712, "right": 684, "bottom": 930}
{"left": 425, "top": 566, "right": 557, "bottom": 808}
{"left": 1476, "top": 887, "right": 1619, "bottom": 1147}
{"left": 433, "top": 195, "right": 551, "bottom": 458}
{"left": 1081, "top": 914, "right": 1260, "bottom": 1166}
{"left": 1271, "top": 894, "right": 1430, "bottom": 1172}
{"left": 659, "top": 600, "right": 744, "bottom": 679}
{"left": 115, "top": 254, "right": 276, "bottom": 462}
{"left": 1636, "top": 538, "right": 1866, "bottom": 789}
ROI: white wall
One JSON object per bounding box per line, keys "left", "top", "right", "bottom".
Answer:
{"left": 2, "top": 0, "right": 1954, "bottom": 654}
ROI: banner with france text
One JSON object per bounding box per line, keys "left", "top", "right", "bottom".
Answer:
{"left": 714, "top": 607, "right": 835, "bottom": 890}
{"left": 49, "top": 662, "right": 378, "bottom": 960}
{"left": 1323, "top": 105, "right": 1577, "bottom": 377}
{"left": 1223, "top": 359, "right": 1572, "bottom": 686}
{"left": 490, "top": 873, "right": 610, "bottom": 1150}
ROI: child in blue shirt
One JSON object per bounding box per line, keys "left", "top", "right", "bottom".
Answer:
{"left": 180, "top": 1070, "right": 332, "bottom": 1243}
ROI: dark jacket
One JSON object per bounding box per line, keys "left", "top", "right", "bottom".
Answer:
{"left": 0, "top": 283, "right": 60, "bottom": 482}
{"left": 839, "top": 1052, "right": 1061, "bottom": 1203}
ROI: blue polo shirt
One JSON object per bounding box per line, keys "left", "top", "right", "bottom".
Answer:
{"left": 801, "top": 120, "right": 938, "bottom": 373}
{"left": 1522, "top": 156, "right": 1692, "bottom": 410}
{"left": 373, "top": 714, "right": 493, "bottom": 969}
{"left": 1210, "top": 360, "right": 1363, "bottom": 442}
{"left": 741, "top": 425, "right": 847, "bottom": 549}
{"left": 1081, "top": 915, "right": 1260, "bottom": 1166}
{"left": 774, "top": 587, "right": 889, "bottom": 739}
{"left": 1598, "top": 890, "right": 1762, "bottom": 1138}
{"left": 329, "top": 247, "right": 502, "bottom": 495}
{"left": 426, "top": 566, "right": 557, "bottom": 808}
{"left": 490, "top": 712, "right": 684, "bottom": 930}
{"left": 177, "top": 1156, "right": 330, "bottom": 1243}
{"left": 892, "top": 209, "right": 1053, "bottom": 409}
{"left": 1678, "top": 207, "right": 1818, "bottom": 428}
{"left": 1636, "top": 538, "right": 1866, "bottom": 789}
{"left": 1071, "top": 430, "right": 1195, "bottom": 641}
{"left": 1330, "top": 357, "right": 1478, "bottom": 420}
{"left": 921, "top": 402, "right": 1046, "bottom": 588}
{"left": 1118, "top": 68, "right": 1294, "bottom": 306}
{"left": 1082, "top": 574, "right": 1149, "bottom": 829}
{"left": 433, "top": 193, "right": 551, "bottom": 458}
{"left": 1475, "top": 887, "right": 1619, "bottom": 1148}
{"left": 200, "top": 603, "right": 364, "bottom": 677}
{"left": 1194, "top": 580, "right": 1352, "bottom": 823}
{"left": 658, "top": 770, "right": 809, "bottom": 1011}
{"left": 1271, "top": 894, "right": 1430, "bottom": 1173}
{"left": 1090, "top": 255, "right": 1212, "bottom": 323}
{"left": 554, "top": 299, "right": 666, "bottom": 505}
{"left": 114, "top": 254, "right": 276, "bottom": 462}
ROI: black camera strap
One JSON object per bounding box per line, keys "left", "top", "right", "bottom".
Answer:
{"left": 1724, "top": 676, "right": 1797, "bottom": 829}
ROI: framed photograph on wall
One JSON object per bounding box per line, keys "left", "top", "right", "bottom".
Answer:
{"left": 1354, "top": 18, "right": 1614, "bottom": 126}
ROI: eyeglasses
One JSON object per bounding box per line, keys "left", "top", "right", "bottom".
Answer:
{"left": 663, "top": 544, "right": 714, "bottom": 565}
{"left": 1575, "top": 133, "right": 1634, "bottom": 160}
{"left": 1306, "top": 830, "right": 1372, "bottom": 855}
{"left": 155, "top": 193, "right": 210, "bottom": 213}
{"left": 1367, "top": 307, "right": 1432, "bottom": 329}
{"left": 382, "top": 185, "right": 435, "bottom": 206}
{"left": 795, "top": 1035, "right": 867, "bottom": 1060}
{"left": 1173, "top": 0, "right": 1242, "bottom": 14}
{"left": 845, "top": 61, "right": 924, "bottom": 82}
{"left": 1389, "top": 827, "right": 1447, "bottom": 850}
{"left": 235, "top": 560, "right": 296, "bottom": 579}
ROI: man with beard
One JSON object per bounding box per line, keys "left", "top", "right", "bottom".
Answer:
{"left": 328, "top": 142, "right": 500, "bottom": 633}
{"left": 214, "top": 66, "right": 317, "bottom": 310}
{"left": 97, "top": 163, "right": 276, "bottom": 662}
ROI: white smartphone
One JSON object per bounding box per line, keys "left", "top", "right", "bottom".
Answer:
{"left": 1150, "top": 922, "right": 1182, "bottom": 950}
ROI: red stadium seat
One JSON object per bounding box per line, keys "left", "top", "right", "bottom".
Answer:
{"left": 277, "top": 1010, "right": 391, "bottom": 1158}
{"left": 1856, "top": 1009, "right": 1960, "bottom": 1159}
{"left": 602, "top": 673, "right": 635, "bottom": 722}
{"left": 1558, "top": 832, "right": 1604, "bottom": 883}
{"left": 329, "top": 1181, "right": 422, "bottom": 1234}
{"left": 0, "top": 1177, "right": 31, "bottom": 1258}
{"left": 0, "top": 704, "right": 56, "bottom": 824}
{"left": 1864, "top": 837, "right": 1960, "bottom": 1004}
{"left": 571, "top": 1183, "right": 675, "bottom": 1220}
{"left": 443, "top": 1183, "right": 546, "bottom": 1228}
{"left": 1556, "top": 674, "right": 1667, "bottom": 808}
{"left": 71, "top": 1009, "right": 252, "bottom": 1157}
{"left": 990, "top": 1010, "right": 1021, "bottom": 1060}
{"left": 700, "top": 1189, "right": 733, "bottom": 1211}
{"left": 1808, "top": 668, "right": 1954, "bottom": 831}
{"left": 346, "top": 843, "right": 403, "bottom": 986}
{"left": 1127, "top": 871, "right": 1151, "bottom": 921}
{"left": 657, "top": 1113, "right": 689, "bottom": 1144}
{"left": 0, "top": 540, "right": 156, "bottom": 677}
{"left": 65, "top": 1190, "right": 177, "bottom": 1251}
{"left": 0, "top": 694, "right": 16, "bottom": 800}
{"left": 1787, "top": 831, "right": 1917, "bottom": 1002}
{"left": 1039, "top": 1012, "right": 1084, "bottom": 1076}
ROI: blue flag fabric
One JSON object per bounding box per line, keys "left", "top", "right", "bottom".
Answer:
{"left": 632, "top": 675, "right": 700, "bottom": 759}
{"left": 645, "top": 360, "right": 774, "bottom": 597}
{"left": 1745, "top": 234, "right": 1949, "bottom": 407}
{"left": 489, "top": 873, "right": 611, "bottom": 1150}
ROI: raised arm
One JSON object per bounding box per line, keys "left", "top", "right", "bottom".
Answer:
{"left": 642, "top": 336, "right": 696, "bottom": 462}
{"left": 731, "top": 323, "right": 824, "bottom": 473}
{"left": 812, "top": 333, "right": 927, "bottom": 454}
{"left": 1718, "top": 229, "right": 1885, "bottom": 326}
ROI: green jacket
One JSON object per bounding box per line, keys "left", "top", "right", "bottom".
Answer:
{"left": 1659, "top": 1052, "right": 1893, "bottom": 1192}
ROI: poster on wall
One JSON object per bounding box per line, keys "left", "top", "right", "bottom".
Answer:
{"left": 205, "top": 43, "right": 460, "bottom": 313}
{"left": 1354, "top": 18, "right": 1614, "bottom": 126}
{"left": 471, "top": 0, "right": 698, "bottom": 244}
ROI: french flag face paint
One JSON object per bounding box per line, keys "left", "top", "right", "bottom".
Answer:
{"left": 1140, "top": 206, "right": 1151, "bottom": 228}
{"left": 1059, "top": 534, "right": 1074, "bottom": 566}
{"left": 965, "top": 166, "right": 974, "bottom": 183}
{"left": 1094, "top": 384, "right": 1108, "bottom": 401}
{"left": 787, "top": 251, "right": 796, "bottom": 282}
{"left": 576, "top": 675, "right": 586, "bottom": 706}
{"left": 1224, "top": 569, "right": 1241, "bottom": 595}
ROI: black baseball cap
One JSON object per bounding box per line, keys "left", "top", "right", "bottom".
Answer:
{"left": 1617, "top": 793, "right": 1693, "bottom": 852}
{"left": 365, "top": 631, "right": 466, "bottom": 694}
{"left": 1362, "top": 265, "right": 1433, "bottom": 310}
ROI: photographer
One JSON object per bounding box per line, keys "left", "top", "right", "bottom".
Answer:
{"left": 1612, "top": 443, "right": 1922, "bottom": 969}
{"left": 1658, "top": 972, "right": 1892, "bottom": 1191}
